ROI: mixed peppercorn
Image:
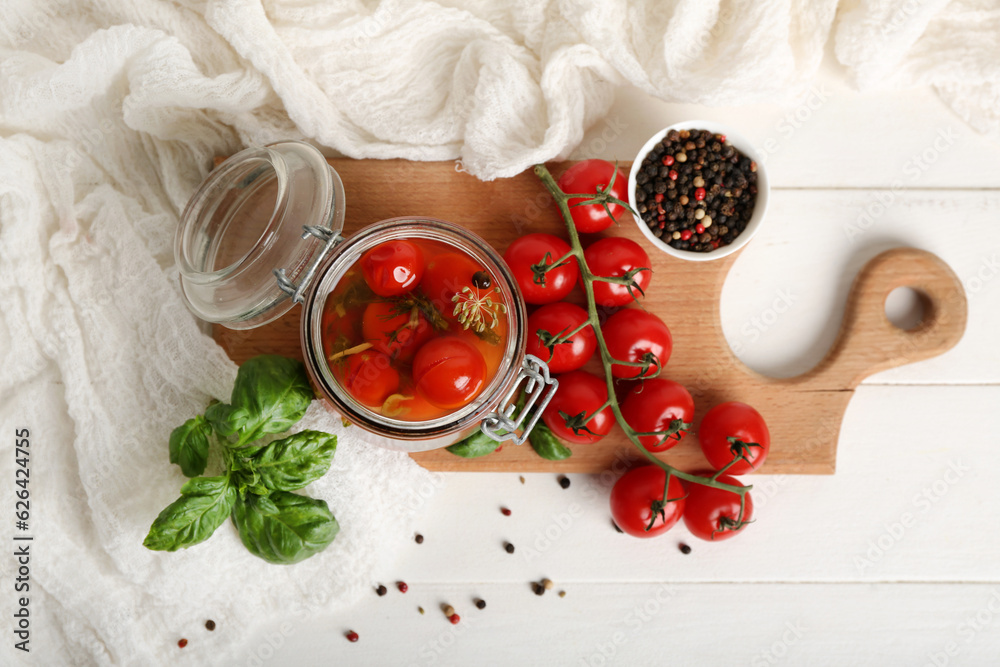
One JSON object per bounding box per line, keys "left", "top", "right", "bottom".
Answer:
{"left": 634, "top": 128, "right": 757, "bottom": 253}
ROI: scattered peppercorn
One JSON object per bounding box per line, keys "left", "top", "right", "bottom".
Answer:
{"left": 419, "top": 606, "right": 425, "bottom": 615}
{"left": 532, "top": 582, "right": 546, "bottom": 596}
{"left": 205, "top": 620, "right": 216, "bottom": 632}
{"left": 504, "top": 542, "right": 515, "bottom": 554}
{"left": 558, "top": 475, "right": 570, "bottom": 489}
{"left": 558, "top": 590, "right": 567, "bottom": 598}
{"left": 635, "top": 128, "right": 758, "bottom": 252}
{"left": 177, "top": 639, "right": 188, "bottom": 649}
{"left": 415, "top": 533, "right": 424, "bottom": 544}
{"left": 376, "top": 584, "right": 387, "bottom": 596}
{"left": 475, "top": 599, "right": 487, "bottom": 610}
{"left": 442, "top": 604, "right": 456, "bottom": 617}
{"left": 541, "top": 578, "right": 554, "bottom": 590}
{"left": 519, "top": 475, "right": 525, "bottom": 484}
{"left": 449, "top": 614, "right": 461, "bottom": 625}
{"left": 679, "top": 543, "right": 692, "bottom": 555}
{"left": 346, "top": 630, "right": 359, "bottom": 643}
{"left": 397, "top": 581, "right": 408, "bottom": 593}
{"left": 500, "top": 507, "right": 511, "bottom": 516}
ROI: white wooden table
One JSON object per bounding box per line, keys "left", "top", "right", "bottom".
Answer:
{"left": 254, "top": 61, "right": 1000, "bottom": 665}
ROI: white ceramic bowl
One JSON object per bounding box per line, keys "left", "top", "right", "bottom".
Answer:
{"left": 628, "top": 120, "right": 769, "bottom": 262}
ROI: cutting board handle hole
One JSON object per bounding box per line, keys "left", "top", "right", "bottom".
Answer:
{"left": 884, "top": 286, "right": 928, "bottom": 331}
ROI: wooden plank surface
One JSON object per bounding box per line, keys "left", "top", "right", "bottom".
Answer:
{"left": 260, "top": 582, "right": 1000, "bottom": 667}
{"left": 214, "top": 159, "right": 966, "bottom": 475}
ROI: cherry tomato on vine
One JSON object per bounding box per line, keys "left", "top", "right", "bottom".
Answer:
{"left": 699, "top": 402, "right": 770, "bottom": 475}
{"left": 412, "top": 337, "right": 487, "bottom": 409}
{"left": 361, "top": 302, "right": 434, "bottom": 363}
{"left": 541, "top": 370, "right": 614, "bottom": 444}
{"left": 361, "top": 240, "right": 425, "bottom": 297}
{"left": 341, "top": 350, "right": 400, "bottom": 407}
{"left": 682, "top": 474, "right": 754, "bottom": 542}
{"left": 620, "top": 379, "right": 694, "bottom": 452}
{"left": 583, "top": 237, "right": 651, "bottom": 307}
{"left": 503, "top": 234, "right": 578, "bottom": 305}
{"left": 525, "top": 302, "right": 596, "bottom": 373}
{"left": 610, "top": 465, "right": 686, "bottom": 538}
{"left": 420, "top": 252, "right": 487, "bottom": 321}
{"left": 602, "top": 308, "right": 672, "bottom": 379}
{"left": 557, "top": 160, "right": 628, "bottom": 234}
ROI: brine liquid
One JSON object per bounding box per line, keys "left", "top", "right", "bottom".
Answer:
{"left": 320, "top": 237, "right": 509, "bottom": 422}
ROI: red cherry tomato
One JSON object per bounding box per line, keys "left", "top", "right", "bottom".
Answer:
{"left": 557, "top": 160, "right": 628, "bottom": 234}
{"left": 361, "top": 302, "right": 434, "bottom": 363}
{"left": 503, "top": 234, "right": 578, "bottom": 305}
{"left": 620, "top": 379, "right": 694, "bottom": 452}
{"left": 683, "top": 474, "right": 754, "bottom": 542}
{"left": 583, "top": 237, "right": 651, "bottom": 307}
{"left": 699, "top": 402, "right": 770, "bottom": 475}
{"left": 525, "top": 303, "right": 596, "bottom": 373}
{"left": 341, "top": 350, "right": 400, "bottom": 407}
{"left": 602, "top": 308, "right": 672, "bottom": 379}
{"left": 420, "top": 252, "right": 488, "bottom": 320}
{"left": 412, "top": 337, "right": 487, "bottom": 409}
{"left": 541, "top": 370, "right": 614, "bottom": 444}
{"left": 610, "top": 466, "right": 686, "bottom": 538}
{"left": 361, "top": 240, "right": 424, "bottom": 297}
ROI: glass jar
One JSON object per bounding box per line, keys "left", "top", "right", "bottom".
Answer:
{"left": 175, "top": 141, "right": 556, "bottom": 452}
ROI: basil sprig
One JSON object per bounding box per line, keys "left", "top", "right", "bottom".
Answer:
{"left": 144, "top": 355, "right": 339, "bottom": 564}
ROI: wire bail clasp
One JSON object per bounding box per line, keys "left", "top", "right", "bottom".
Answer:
{"left": 480, "top": 355, "right": 559, "bottom": 445}
{"left": 273, "top": 225, "right": 343, "bottom": 304}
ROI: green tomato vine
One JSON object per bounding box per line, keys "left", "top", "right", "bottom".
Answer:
{"left": 532, "top": 163, "right": 752, "bottom": 534}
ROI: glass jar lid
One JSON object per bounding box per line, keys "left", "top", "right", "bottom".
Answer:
{"left": 175, "top": 141, "right": 345, "bottom": 329}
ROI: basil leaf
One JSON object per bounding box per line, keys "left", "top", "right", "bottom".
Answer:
{"left": 233, "top": 468, "right": 269, "bottom": 497}
{"left": 168, "top": 415, "right": 211, "bottom": 477}
{"left": 242, "top": 430, "right": 337, "bottom": 492}
{"left": 143, "top": 476, "right": 236, "bottom": 551}
{"left": 446, "top": 429, "right": 501, "bottom": 458}
{"left": 205, "top": 402, "right": 249, "bottom": 438}
{"left": 232, "top": 491, "right": 339, "bottom": 564}
{"left": 528, "top": 420, "right": 572, "bottom": 461}
{"left": 230, "top": 355, "right": 314, "bottom": 443}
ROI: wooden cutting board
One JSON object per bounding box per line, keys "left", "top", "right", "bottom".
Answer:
{"left": 213, "top": 158, "right": 967, "bottom": 474}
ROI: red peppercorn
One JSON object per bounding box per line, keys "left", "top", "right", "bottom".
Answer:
{"left": 668, "top": 170, "right": 678, "bottom": 181}
{"left": 397, "top": 581, "right": 408, "bottom": 593}
{"left": 653, "top": 192, "right": 664, "bottom": 203}
{"left": 449, "top": 614, "right": 461, "bottom": 625}
{"left": 680, "top": 230, "right": 693, "bottom": 241}
{"left": 656, "top": 205, "right": 664, "bottom": 215}
{"left": 501, "top": 507, "right": 511, "bottom": 516}
{"left": 346, "top": 630, "right": 359, "bottom": 643}
{"left": 657, "top": 214, "right": 665, "bottom": 223}
{"left": 718, "top": 134, "right": 727, "bottom": 143}
{"left": 177, "top": 639, "right": 188, "bottom": 649}
{"left": 695, "top": 224, "right": 705, "bottom": 234}
{"left": 661, "top": 155, "right": 675, "bottom": 166}
{"left": 694, "top": 187, "right": 706, "bottom": 201}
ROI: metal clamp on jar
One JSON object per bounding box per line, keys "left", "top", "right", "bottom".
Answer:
{"left": 175, "top": 141, "right": 558, "bottom": 452}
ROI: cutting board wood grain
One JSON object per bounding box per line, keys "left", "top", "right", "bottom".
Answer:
{"left": 213, "top": 158, "right": 967, "bottom": 474}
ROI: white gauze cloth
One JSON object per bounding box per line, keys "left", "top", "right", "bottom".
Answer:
{"left": 1, "top": 1, "right": 997, "bottom": 665}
